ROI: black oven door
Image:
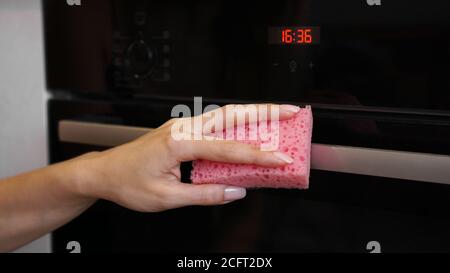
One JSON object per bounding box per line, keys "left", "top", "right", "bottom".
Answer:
{"left": 49, "top": 98, "right": 450, "bottom": 253}
{"left": 44, "top": 0, "right": 450, "bottom": 114}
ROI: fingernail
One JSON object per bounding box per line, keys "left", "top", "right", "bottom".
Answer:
{"left": 224, "top": 187, "right": 247, "bottom": 201}
{"left": 274, "top": 152, "right": 294, "bottom": 164}
{"left": 280, "top": 104, "right": 300, "bottom": 113}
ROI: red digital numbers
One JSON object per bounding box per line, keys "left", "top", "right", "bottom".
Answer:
{"left": 298, "top": 29, "right": 312, "bottom": 43}
{"left": 281, "top": 28, "right": 313, "bottom": 44}
{"left": 281, "top": 29, "right": 293, "bottom": 43}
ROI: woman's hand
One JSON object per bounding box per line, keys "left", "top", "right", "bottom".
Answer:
{"left": 0, "top": 103, "right": 300, "bottom": 251}
{"left": 72, "top": 104, "right": 300, "bottom": 212}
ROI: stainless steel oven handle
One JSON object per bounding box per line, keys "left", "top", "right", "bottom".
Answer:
{"left": 311, "top": 144, "right": 450, "bottom": 185}
{"left": 59, "top": 120, "right": 154, "bottom": 147}
{"left": 59, "top": 120, "right": 450, "bottom": 185}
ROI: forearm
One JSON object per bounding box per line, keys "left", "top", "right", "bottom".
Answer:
{"left": 0, "top": 154, "right": 97, "bottom": 252}
{"left": 0, "top": 104, "right": 297, "bottom": 252}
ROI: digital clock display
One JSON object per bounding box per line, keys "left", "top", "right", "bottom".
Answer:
{"left": 268, "top": 27, "right": 320, "bottom": 45}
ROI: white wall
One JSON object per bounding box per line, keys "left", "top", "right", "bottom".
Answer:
{"left": 0, "top": 0, "right": 51, "bottom": 253}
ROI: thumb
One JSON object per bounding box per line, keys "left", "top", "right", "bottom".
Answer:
{"left": 167, "top": 182, "right": 247, "bottom": 208}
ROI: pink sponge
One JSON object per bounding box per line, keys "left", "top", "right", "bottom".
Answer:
{"left": 190, "top": 106, "right": 313, "bottom": 189}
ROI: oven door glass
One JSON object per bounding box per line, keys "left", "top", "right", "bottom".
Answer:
{"left": 44, "top": 0, "right": 450, "bottom": 112}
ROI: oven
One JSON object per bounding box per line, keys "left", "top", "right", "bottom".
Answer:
{"left": 44, "top": 0, "right": 450, "bottom": 252}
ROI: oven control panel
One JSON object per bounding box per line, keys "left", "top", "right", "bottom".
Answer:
{"left": 112, "top": 29, "right": 171, "bottom": 89}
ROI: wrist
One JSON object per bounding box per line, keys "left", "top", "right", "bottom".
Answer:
{"left": 64, "top": 152, "right": 103, "bottom": 201}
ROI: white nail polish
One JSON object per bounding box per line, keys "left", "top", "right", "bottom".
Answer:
{"left": 224, "top": 187, "right": 247, "bottom": 201}
{"left": 280, "top": 104, "right": 300, "bottom": 113}
{"left": 274, "top": 152, "right": 294, "bottom": 164}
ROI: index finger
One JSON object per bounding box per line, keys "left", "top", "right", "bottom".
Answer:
{"left": 190, "top": 104, "right": 300, "bottom": 135}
